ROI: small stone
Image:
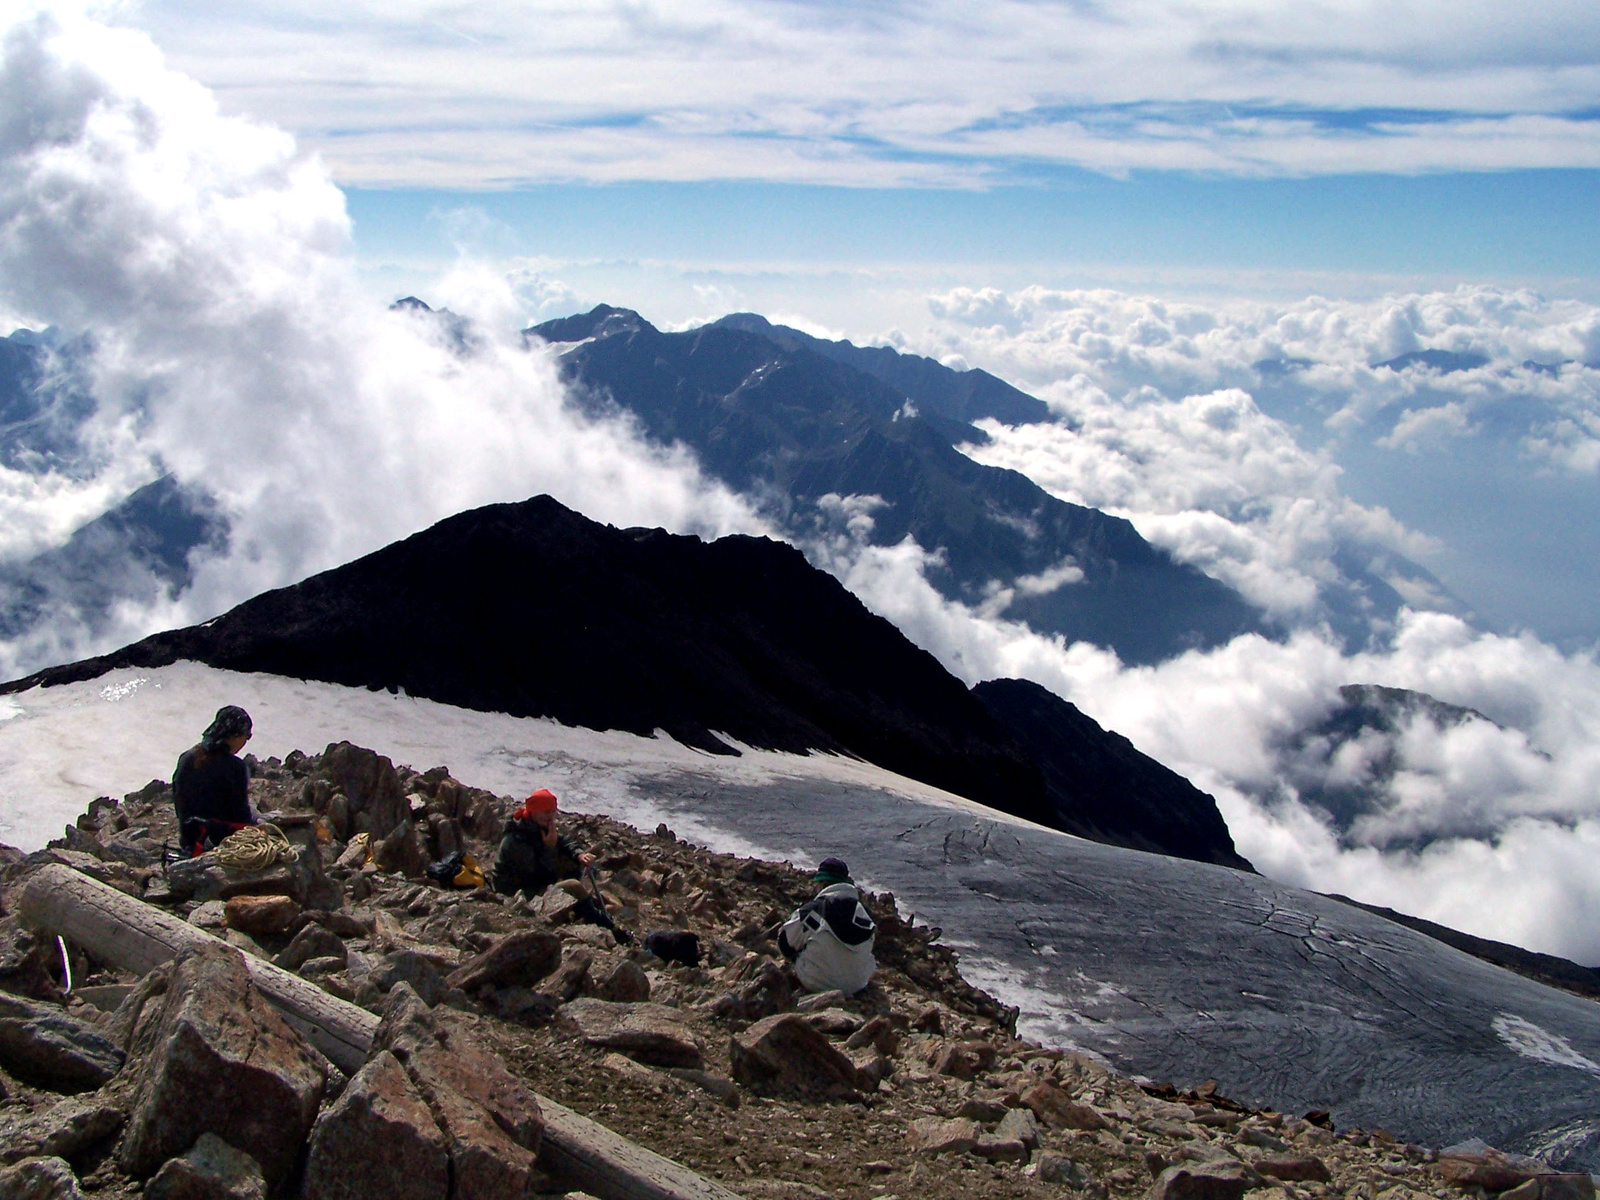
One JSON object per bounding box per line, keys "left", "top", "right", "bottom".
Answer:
{"left": 933, "top": 1039, "right": 997, "bottom": 1080}
{"left": 1034, "top": 1152, "right": 1090, "bottom": 1187}
{"left": 996, "top": 1107, "right": 1041, "bottom": 1150}
{"left": 0, "top": 1155, "right": 87, "bottom": 1199}
{"left": 958, "top": 1097, "right": 1010, "bottom": 1123}
{"left": 593, "top": 959, "right": 651, "bottom": 1003}
{"left": 370, "top": 952, "right": 447, "bottom": 1007}
{"left": 445, "top": 930, "right": 563, "bottom": 993}
{"left": 1255, "top": 1155, "right": 1332, "bottom": 1184}
{"left": 844, "top": 1016, "right": 898, "bottom": 1056}
{"left": 273, "top": 924, "right": 347, "bottom": 972}
{"left": 909, "top": 1117, "right": 979, "bottom": 1156}
{"left": 1023, "top": 1081, "right": 1109, "bottom": 1131}
{"left": 145, "top": 1133, "right": 266, "bottom": 1200}
{"left": 973, "top": 1136, "right": 1029, "bottom": 1163}
{"left": 803, "top": 1008, "right": 862, "bottom": 1037}
{"left": 223, "top": 895, "right": 301, "bottom": 935}
{"left": 1147, "top": 1160, "right": 1260, "bottom": 1200}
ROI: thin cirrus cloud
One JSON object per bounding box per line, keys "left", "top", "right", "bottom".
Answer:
{"left": 128, "top": 0, "right": 1600, "bottom": 186}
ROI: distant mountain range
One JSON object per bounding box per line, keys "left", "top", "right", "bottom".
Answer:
{"left": 1, "top": 494, "right": 1251, "bottom": 871}
{"left": 531, "top": 304, "right": 1266, "bottom": 664}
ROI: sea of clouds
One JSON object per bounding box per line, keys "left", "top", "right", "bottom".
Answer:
{"left": 808, "top": 286, "right": 1600, "bottom": 963}
{"left": 3, "top": 6, "right": 1600, "bottom": 965}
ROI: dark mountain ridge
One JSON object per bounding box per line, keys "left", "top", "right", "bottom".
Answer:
{"left": 530, "top": 305, "right": 1266, "bottom": 665}
{"left": 2, "top": 494, "right": 1250, "bottom": 870}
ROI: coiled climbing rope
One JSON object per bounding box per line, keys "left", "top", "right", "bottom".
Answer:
{"left": 213, "top": 823, "right": 294, "bottom": 873}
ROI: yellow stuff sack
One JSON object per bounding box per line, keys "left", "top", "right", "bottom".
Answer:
{"left": 453, "top": 853, "right": 486, "bottom": 889}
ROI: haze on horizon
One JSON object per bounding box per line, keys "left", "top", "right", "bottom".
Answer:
{"left": 2, "top": 1, "right": 1600, "bottom": 966}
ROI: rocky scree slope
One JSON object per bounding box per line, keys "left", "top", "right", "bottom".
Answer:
{"left": 0, "top": 742, "right": 1578, "bottom": 1200}
{"left": 1, "top": 494, "right": 1249, "bottom": 870}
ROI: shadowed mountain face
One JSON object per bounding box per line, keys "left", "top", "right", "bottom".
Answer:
{"left": 1283, "top": 683, "right": 1529, "bottom": 849}
{"left": 530, "top": 306, "right": 1267, "bottom": 665}
{"left": 709, "top": 312, "right": 1052, "bottom": 426}
{"left": 974, "top": 677, "right": 1248, "bottom": 868}
{"left": 2, "top": 494, "right": 1248, "bottom": 870}
{"left": 0, "top": 476, "right": 226, "bottom": 643}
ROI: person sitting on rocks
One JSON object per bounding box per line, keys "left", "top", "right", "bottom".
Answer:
{"left": 778, "top": 856, "right": 877, "bottom": 994}
{"left": 491, "top": 788, "right": 595, "bottom": 898}
{"left": 172, "top": 705, "right": 257, "bottom": 854}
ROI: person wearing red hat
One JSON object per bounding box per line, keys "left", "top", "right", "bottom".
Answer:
{"left": 490, "top": 788, "right": 595, "bottom": 898}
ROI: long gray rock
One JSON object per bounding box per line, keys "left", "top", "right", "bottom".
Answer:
{"left": 556, "top": 999, "right": 704, "bottom": 1070}
{"left": 0, "top": 1155, "right": 87, "bottom": 1199}
{"left": 0, "top": 993, "right": 124, "bottom": 1091}
{"left": 0, "top": 1096, "right": 125, "bottom": 1165}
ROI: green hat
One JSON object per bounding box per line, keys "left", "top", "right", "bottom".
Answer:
{"left": 813, "top": 857, "right": 851, "bottom": 883}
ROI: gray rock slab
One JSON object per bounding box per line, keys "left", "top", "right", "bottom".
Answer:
{"left": 629, "top": 769, "right": 1600, "bottom": 1172}
{"left": 0, "top": 994, "right": 125, "bottom": 1091}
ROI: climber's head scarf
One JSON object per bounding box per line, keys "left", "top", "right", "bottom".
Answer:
{"left": 200, "top": 705, "right": 253, "bottom": 754}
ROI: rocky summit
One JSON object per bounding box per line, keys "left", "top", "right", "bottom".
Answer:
{"left": 0, "top": 744, "right": 1587, "bottom": 1200}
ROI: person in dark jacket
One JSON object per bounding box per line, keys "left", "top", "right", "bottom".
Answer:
{"left": 491, "top": 788, "right": 594, "bottom": 898}
{"left": 172, "top": 705, "right": 255, "bottom": 853}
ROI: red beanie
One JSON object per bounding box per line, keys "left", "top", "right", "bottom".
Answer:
{"left": 515, "top": 788, "right": 558, "bottom": 819}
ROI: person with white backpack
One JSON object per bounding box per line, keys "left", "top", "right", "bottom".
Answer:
{"left": 778, "top": 857, "right": 877, "bottom": 994}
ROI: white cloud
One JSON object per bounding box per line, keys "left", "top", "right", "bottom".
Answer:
{"left": 0, "top": 8, "right": 762, "bottom": 678}
{"left": 806, "top": 503, "right": 1600, "bottom": 964}
{"left": 95, "top": 0, "right": 1600, "bottom": 185}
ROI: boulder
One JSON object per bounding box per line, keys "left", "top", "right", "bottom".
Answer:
{"left": 0, "top": 1096, "right": 125, "bottom": 1165}
{"left": 373, "top": 986, "right": 545, "bottom": 1199}
{"left": 144, "top": 1133, "right": 266, "bottom": 1200}
{"left": 1439, "top": 1153, "right": 1541, "bottom": 1193}
{"left": 223, "top": 895, "right": 301, "bottom": 936}
{"left": 0, "top": 993, "right": 125, "bottom": 1092}
{"left": 1540, "top": 1177, "right": 1600, "bottom": 1200}
{"left": 728, "top": 1013, "right": 860, "bottom": 1099}
{"left": 1255, "top": 1155, "right": 1332, "bottom": 1183}
{"left": 445, "top": 929, "right": 562, "bottom": 993}
{"left": 317, "top": 743, "right": 408, "bottom": 841}
{"left": 996, "top": 1107, "right": 1042, "bottom": 1150}
{"left": 0, "top": 1155, "right": 86, "bottom": 1199}
{"left": 909, "top": 1117, "right": 979, "bottom": 1156}
{"left": 557, "top": 999, "right": 705, "bottom": 1070}
{"left": 304, "top": 1051, "right": 449, "bottom": 1200}
{"left": 115, "top": 945, "right": 326, "bottom": 1188}
{"left": 1147, "top": 1160, "right": 1261, "bottom": 1200}
{"left": 374, "top": 820, "right": 432, "bottom": 878}
{"left": 1024, "top": 1081, "right": 1109, "bottom": 1131}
